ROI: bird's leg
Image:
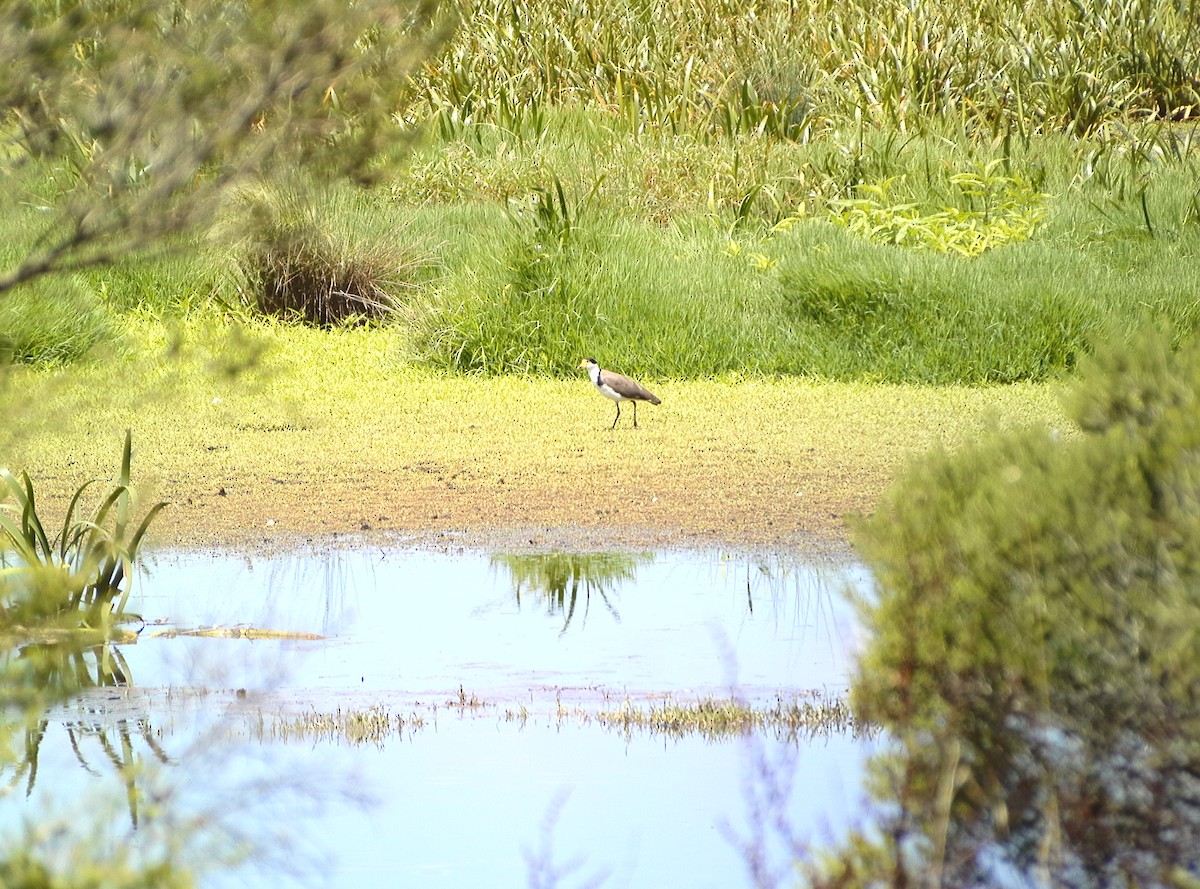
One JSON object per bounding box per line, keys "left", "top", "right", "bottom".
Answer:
{"left": 611, "top": 403, "right": 621, "bottom": 430}
{"left": 632, "top": 401, "right": 639, "bottom": 428}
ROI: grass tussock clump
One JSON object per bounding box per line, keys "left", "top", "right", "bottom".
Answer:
{"left": 224, "top": 183, "right": 438, "bottom": 327}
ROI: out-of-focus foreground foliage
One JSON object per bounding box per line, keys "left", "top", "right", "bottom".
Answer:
{"left": 0, "top": 0, "right": 446, "bottom": 295}
{"left": 818, "top": 330, "right": 1200, "bottom": 887}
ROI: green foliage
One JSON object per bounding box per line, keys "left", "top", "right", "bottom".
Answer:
{"left": 0, "top": 847, "right": 194, "bottom": 889}
{"left": 221, "top": 181, "right": 438, "bottom": 327}
{"left": 0, "top": 275, "right": 112, "bottom": 365}
{"left": 828, "top": 165, "right": 1047, "bottom": 257}
{"left": 0, "top": 0, "right": 447, "bottom": 295}
{"left": 4, "top": 0, "right": 1200, "bottom": 386}
{"left": 0, "top": 429, "right": 165, "bottom": 633}
{"left": 410, "top": 0, "right": 1200, "bottom": 141}
{"left": 815, "top": 330, "right": 1200, "bottom": 886}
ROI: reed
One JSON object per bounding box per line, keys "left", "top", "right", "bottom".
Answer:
{"left": 409, "top": 0, "right": 1198, "bottom": 141}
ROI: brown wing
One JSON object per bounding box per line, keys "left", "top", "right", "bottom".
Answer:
{"left": 601, "top": 369, "right": 661, "bottom": 404}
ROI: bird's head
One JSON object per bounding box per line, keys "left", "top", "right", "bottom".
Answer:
{"left": 578, "top": 357, "right": 599, "bottom": 370}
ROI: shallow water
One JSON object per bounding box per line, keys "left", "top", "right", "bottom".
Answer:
{"left": 4, "top": 545, "right": 879, "bottom": 888}
{"left": 128, "top": 546, "right": 868, "bottom": 702}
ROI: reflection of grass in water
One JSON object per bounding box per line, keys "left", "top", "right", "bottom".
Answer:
{"left": 491, "top": 551, "right": 652, "bottom": 632}
{"left": 1, "top": 639, "right": 167, "bottom": 829}
{"left": 731, "top": 553, "right": 860, "bottom": 675}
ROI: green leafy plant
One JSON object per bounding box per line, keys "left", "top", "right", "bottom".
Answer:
{"left": 829, "top": 167, "right": 1047, "bottom": 256}
{"left": 0, "top": 430, "right": 166, "bottom": 635}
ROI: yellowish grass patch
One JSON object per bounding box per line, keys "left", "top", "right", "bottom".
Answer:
{"left": 1, "top": 315, "right": 1069, "bottom": 552}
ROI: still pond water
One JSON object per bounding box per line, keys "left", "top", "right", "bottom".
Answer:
{"left": 8, "top": 545, "right": 879, "bottom": 888}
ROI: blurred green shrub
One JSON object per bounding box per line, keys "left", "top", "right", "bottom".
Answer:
{"left": 813, "top": 330, "right": 1200, "bottom": 885}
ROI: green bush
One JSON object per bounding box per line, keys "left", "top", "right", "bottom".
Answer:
{"left": 813, "top": 330, "right": 1200, "bottom": 886}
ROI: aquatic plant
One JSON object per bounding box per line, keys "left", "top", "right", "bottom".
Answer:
{"left": 270, "top": 705, "right": 427, "bottom": 747}
{"left": 0, "top": 430, "right": 165, "bottom": 635}
{"left": 594, "top": 694, "right": 862, "bottom": 742}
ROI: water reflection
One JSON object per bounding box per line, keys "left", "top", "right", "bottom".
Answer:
{"left": 2, "top": 638, "right": 130, "bottom": 708}
{"left": 123, "top": 545, "right": 865, "bottom": 699}
{"left": 0, "top": 639, "right": 169, "bottom": 828}
{"left": 492, "top": 551, "right": 651, "bottom": 633}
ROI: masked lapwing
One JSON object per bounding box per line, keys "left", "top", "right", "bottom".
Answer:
{"left": 578, "top": 357, "right": 661, "bottom": 429}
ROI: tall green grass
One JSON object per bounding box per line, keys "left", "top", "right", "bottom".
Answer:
{"left": 0, "top": 275, "right": 113, "bottom": 366}
{"left": 410, "top": 165, "right": 1200, "bottom": 383}
{"left": 4, "top": 0, "right": 1199, "bottom": 384}
{"left": 410, "top": 0, "right": 1199, "bottom": 140}
{"left": 413, "top": 207, "right": 786, "bottom": 377}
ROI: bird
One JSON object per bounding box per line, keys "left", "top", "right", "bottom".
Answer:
{"left": 578, "top": 357, "right": 661, "bottom": 429}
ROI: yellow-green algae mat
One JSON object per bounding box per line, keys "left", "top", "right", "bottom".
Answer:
{"left": 1, "top": 317, "right": 1069, "bottom": 551}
